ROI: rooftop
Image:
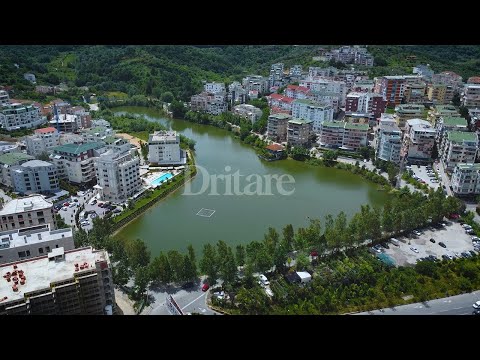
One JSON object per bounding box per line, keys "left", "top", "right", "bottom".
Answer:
{"left": 344, "top": 123, "right": 369, "bottom": 131}
{"left": 294, "top": 99, "right": 324, "bottom": 107}
{"left": 322, "top": 121, "right": 344, "bottom": 128}
{"left": 380, "top": 121, "right": 401, "bottom": 132}
{"left": 0, "top": 196, "right": 52, "bottom": 216}
{"left": 0, "top": 225, "right": 72, "bottom": 251}
{"left": 407, "top": 118, "right": 435, "bottom": 132}
{"left": 34, "top": 127, "right": 57, "bottom": 134}
{"left": 48, "top": 114, "right": 77, "bottom": 124}
{"left": 447, "top": 131, "right": 478, "bottom": 143}
{"left": 83, "top": 126, "right": 112, "bottom": 135}
{"left": 266, "top": 144, "right": 285, "bottom": 152}
{"left": 288, "top": 119, "right": 313, "bottom": 125}
{"left": 20, "top": 160, "right": 54, "bottom": 168}
{"left": 442, "top": 117, "right": 468, "bottom": 127}
{"left": 0, "top": 152, "right": 35, "bottom": 166}
{"left": 269, "top": 113, "right": 291, "bottom": 120}
{"left": 149, "top": 131, "right": 178, "bottom": 143}
{"left": 396, "top": 104, "right": 425, "bottom": 113}
{"left": 433, "top": 105, "right": 459, "bottom": 114}
{"left": 52, "top": 142, "right": 104, "bottom": 155}
{"left": 0, "top": 247, "right": 108, "bottom": 302}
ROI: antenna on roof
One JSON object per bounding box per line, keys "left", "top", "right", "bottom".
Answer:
{"left": 54, "top": 103, "right": 60, "bottom": 133}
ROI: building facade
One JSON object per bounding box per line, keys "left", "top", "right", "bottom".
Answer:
{"left": 375, "top": 119, "right": 402, "bottom": 164}
{"left": 0, "top": 224, "right": 73, "bottom": 264}
{"left": 148, "top": 131, "right": 184, "bottom": 165}
{"left": 50, "top": 142, "right": 104, "bottom": 185}
{"left": 0, "top": 90, "right": 9, "bottom": 105}
{"left": 451, "top": 163, "right": 480, "bottom": 196}
{"left": 0, "top": 247, "right": 115, "bottom": 315}
{"left": 0, "top": 153, "right": 35, "bottom": 188}
{"left": 0, "top": 195, "right": 56, "bottom": 232}
{"left": 394, "top": 103, "right": 426, "bottom": 128}
{"left": 463, "top": 84, "right": 480, "bottom": 108}
{"left": 287, "top": 119, "right": 313, "bottom": 147}
{"left": 440, "top": 131, "right": 478, "bottom": 173}
{"left": 25, "top": 127, "right": 60, "bottom": 157}
{"left": 291, "top": 99, "right": 333, "bottom": 133}
{"left": 267, "top": 114, "right": 291, "bottom": 142}
{"left": 10, "top": 160, "right": 59, "bottom": 195}
{"left": 94, "top": 150, "right": 141, "bottom": 203}
{"left": 0, "top": 103, "right": 46, "bottom": 131}
{"left": 402, "top": 118, "right": 435, "bottom": 163}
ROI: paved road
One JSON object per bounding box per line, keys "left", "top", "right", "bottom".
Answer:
{"left": 356, "top": 291, "right": 480, "bottom": 315}
{"left": 144, "top": 281, "right": 220, "bottom": 316}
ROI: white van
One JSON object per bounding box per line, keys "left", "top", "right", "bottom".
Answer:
{"left": 390, "top": 238, "right": 400, "bottom": 246}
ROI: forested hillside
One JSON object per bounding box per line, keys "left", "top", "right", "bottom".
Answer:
{"left": 2, "top": 45, "right": 480, "bottom": 102}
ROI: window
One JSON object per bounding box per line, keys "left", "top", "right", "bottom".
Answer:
{"left": 39, "top": 247, "right": 44, "bottom": 254}
{"left": 26, "top": 250, "right": 30, "bottom": 256}
{"left": 55, "top": 244, "right": 59, "bottom": 248}
{"left": 46, "top": 246, "right": 50, "bottom": 252}
{"left": 18, "top": 251, "right": 26, "bottom": 258}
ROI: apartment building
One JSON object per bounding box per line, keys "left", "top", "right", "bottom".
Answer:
{"left": 413, "top": 64, "right": 434, "bottom": 81}
{"left": 48, "top": 113, "right": 80, "bottom": 133}
{"left": 394, "top": 103, "right": 425, "bottom": 128}
{"left": 0, "top": 195, "right": 56, "bottom": 232}
{"left": 242, "top": 75, "right": 269, "bottom": 95}
{"left": 375, "top": 119, "right": 402, "bottom": 164}
{"left": 440, "top": 131, "right": 478, "bottom": 173}
{"left": 81, "top": 126, "right": 115, "bottom": 143}
{"left": 0, "top": 153, "right": 35, "bottom": 188}
{"left": 435, "top": 116, "right": 468, "bottom": 144}
{"left": 94, "top": 149, "right": 141, "bottom": 203}
{"left": 204, "top": 82, "right": 225, "bottom": 94}
{"left": 289, "top": 65, "right": 303, "bottom": 77}
{"left": 402, "top": 118, "right": 435, "bottom": 163}
{"left": 308, "top": 66, "right": 338, "bottom": 78}
{"left": 269, "top": 63, "right": 285, "bottom": 88}
{"left": 428, "top": 105, "right": 460, "bottom": 125}
{"left": 233, "top": 104, "right": 263, "bottom": 123}
{"left": 0, "top": 224, "right": 73, "bottom": 264}
{"left": 285, "top": 85, "right": 310, "bottom": 99}
{"left": 451, "top": 163, "right": 480, "bottom": 196}
{"left": 319, "top": 121, "right": 345, "bottom": 148}
{"left": 50, "top": 142, "right": 105, "bottom": 185}
{"left": 432, "top": 71, "right": 463, "bottom": 88}
{"left": 427, "top": 84, "right": 447, "bottom": 104}
{"left": 374, "top": 75, "right": 422, "bottom": 107}
{"left": 307, "top": 91, "right": 340, "bottom": 112}
{"left": 25, "top": 127, "right": 60, "bottom": 157}
{"left": 0, "top": 142, "right": 19, "bottom": 155}
{"left": 10, "top": 160, "right": 59, "bottom": 195}
{"left": 267, "top": 114, "right": 291, "bottom": 142}
{"left": 287, "top": 119, "right": 313, "bottom": 147}
{"left": 267, "top": 94, "right": 294, "bottom": 114}
{"left": 346, "top": 92, "right": 385, "bottom": 119}
{"left": 0, "top": 247, "right": 115, "bottom": 315}
{"left": 318, "top": 121, "right": 368, "bottom": 151}
{"left": 463, "top": 84, "right": 480, "bottom": 108}
{"left": 0, "top": 103, "right": 46, "bottom": 131}
{"left": 0, "top": 90, "right": 9, "bottom": 105}
{"left": 148, "top": 131, "right": 185, "bottom": 165}
{"left": 291, "top": 99, "right": 333, "bottom": 133}
{"left": 403, "top": 82, "right": 426, "bottom": 104}
{"left": 300, "top": 79, "right": 346, "bottom": 106}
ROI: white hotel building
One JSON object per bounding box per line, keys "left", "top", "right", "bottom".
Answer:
{"left": 291, "top": 99, "right": 334, "bottom": 133}
{"left": 148, "top": 131, "right": 186, "bottom": 165}
{"left": 0, "top": 103, "right": 46, "bottom": 131}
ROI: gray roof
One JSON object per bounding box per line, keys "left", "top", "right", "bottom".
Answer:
{"left": 21, "top": 160, "right": 54, "bottom": 168}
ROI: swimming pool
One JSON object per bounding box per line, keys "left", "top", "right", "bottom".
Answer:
{"left": 150, "top": 173, "right": 173, "bottom": 186}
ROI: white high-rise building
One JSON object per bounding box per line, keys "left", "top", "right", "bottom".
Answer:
{"left": 25, "top": 127, "right": 60, "bottom": 157}
{"left": 0, "top": 103, "right": 46, "bottom": 131}
{"left": 0, "top": 195, "right": 56, "bottom": 232}
{"left": 402, "top": 119, "right": 436, "bottom": 163}
{"left": 10, "top": 160, "right": 59, "bottom": 195}
{"left": 451, "top": 163, "right": 480, "bottom": 195}
{"left": 375, "top": 119, "right": 402, "bottom": 164}
{"left": 94, "top": 150, "right": 141, "bottom": 203}
{"left": 204, "top": 82, "right": 225, "bottom": 94}
{"left": 148, "top": 131, "right": 185, "bottom": 165}
{"left": 291, "top": 99, "right": 334, "bottom": 133}
{"left": 0, "top": 90, "right": 9, "bottom": 105}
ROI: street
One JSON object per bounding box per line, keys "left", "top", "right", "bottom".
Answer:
{"left": 143, "top": 278, "right": 220, "bottom": 316}
{"left": 356, "top": 290, "right": 480, "bottom": 315}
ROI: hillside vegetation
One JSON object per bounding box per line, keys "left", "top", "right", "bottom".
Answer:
{"left": 2, "top": 45, "right": 480, "bottom": 102}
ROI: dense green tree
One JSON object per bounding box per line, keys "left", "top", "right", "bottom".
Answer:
{"left": 322, "top": 150, "right": 338, "bottom": 166}
{"left": 282, "top": 224, "right": 295, "bottom": 252}
{"left": 235, "top": 244, "right": 246, "bottom": 267}
{"left": 167, "top": 250, "right": 184, "bottom": 282}
{"left": 161, "top": 91, "right": 174, "bottom": 103}
{"left": 125, "top": 238, "right": 151, "bottom": 269}
{"left": 149, "top": 252, "right": 173, "bottom": 284}
{"left": 295, "top": 253, "right": 310, "bottom": 271}
{"left": 73, "top": 228, "right": 89, "bottom": 247}
{"left": 112, "top": 260, "right": 130, "bottom": 287}
{"left": 182, "top": 254, "right": 197, "bottom": 282}
{"left": 200, "top": 243, "right": 218, "bottom": 284}
{"left": 133, "top": 266, "right": 150, "bottom": 297}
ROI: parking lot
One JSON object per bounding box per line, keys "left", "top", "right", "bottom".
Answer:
{"left": 407, "top": 164, "right": 441, "bottom": 191}
{"left": 56, "top": 189, "right": 124, "bottom": 232}
{"left": 378, "top": 222, "right": 477, "bottom": 266}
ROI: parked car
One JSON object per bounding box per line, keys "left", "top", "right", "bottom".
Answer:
{"left": 413, "top": 230, "right": 421, "bottom": 236}
{"left": 473, "top": 301, "right": 480, "bottom": 309}
{"left": 429, "top": 238, "right": 436, "bottom": 243}
{"left": 470, "top": 250, "right": 477, "bottom": 256}
{"left": 98, "top": 203, "right": 104, "bottom": 208}
{"left": 461, "top": 252, "right": 471, "bottom": 258}
{"left": 380, "top": 242, "right": 390, "bottom": 249}
{"left": 63, "top": 202, "right": 70, "bottom": 207}
{"left": 442, "top": 255, "right": 449, "bottom": 261}
{"left": 472, "top": 236, "right": 480, "bottom": 241}
{"left": 438, "top": 242, "right": 447, "bottom": 248}
{"left": 201, "top": 283, "right": 209, "bottom": 292}
{"left": 62, "top": 207, "right": 68, "bottom": 211}
{"left": 113, "top": 208, "right": 121, "bottom": 214}
{"left": 390, "top": 238, "right": 400, "bottom": 246}
{"left": 89, "top": 199, "right": 97, "bottom": 205}
{"left": 410, "top": 246, "right": 419, "bottom": 253}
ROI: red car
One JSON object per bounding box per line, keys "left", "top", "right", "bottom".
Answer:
{"left": 310, "top": 251, "right": 318, "bottom": 257}
{"left": 202, "top": 283, "right": 209, "bottom": 292}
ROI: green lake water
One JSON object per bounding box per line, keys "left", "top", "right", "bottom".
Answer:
{"left": 114, "top": 106, "right": 387, "bottom": 255}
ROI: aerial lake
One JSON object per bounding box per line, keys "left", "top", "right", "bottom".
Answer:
{"left": 114, "top": 106, "right": 388, "bottom": 255}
